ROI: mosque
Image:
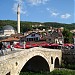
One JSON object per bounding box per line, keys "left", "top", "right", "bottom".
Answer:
{"left": 0, "top": 25, "right": 16, "bottom": 36}
{"left": 0, "top": 4, "right": 20, "bottom": 39}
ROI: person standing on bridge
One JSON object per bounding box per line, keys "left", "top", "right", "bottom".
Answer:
{"left": 0, "top": 42, "right": 4, "bottom": 55}
{"left": 10, "top": 42, "right": 15, "bottom": 51}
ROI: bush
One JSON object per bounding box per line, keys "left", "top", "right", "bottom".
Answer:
{"left": 67, "top": 64, "right": 75, "bottom": 70}
{"left": 20, "top": 69, "right": 75, "bottom": 75}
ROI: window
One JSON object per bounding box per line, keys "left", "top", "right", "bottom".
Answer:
{"left": 31, "top": 34, "right": 35, "bottom": 37}
{"left": 49, "top": 39, "right": 51, "bottom": 41}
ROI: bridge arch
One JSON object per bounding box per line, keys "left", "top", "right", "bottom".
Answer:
{"left": 0, "top": 47, "right": 62, "bottom": 75}
{"left": 54, "top": 57, "right": 59, "bottom": 68}
{"left": 18, "top": 51, "right": 50, "bottom": 74}
{"left": 20, "top": 55, "right": 50, "bottom": 73}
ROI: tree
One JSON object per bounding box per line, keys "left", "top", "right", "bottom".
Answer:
{"left": 62, "top": 28, "right": 73, "bottom": 43}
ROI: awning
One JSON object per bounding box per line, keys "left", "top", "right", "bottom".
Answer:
{"left": 1, "top": 37, "right": 19, "bottom": 42}
{"left": 50, "top": 43, "right": 59, "bottom": 46}
{"left": 63, "top": 43, "right": 73, "bottom": 46}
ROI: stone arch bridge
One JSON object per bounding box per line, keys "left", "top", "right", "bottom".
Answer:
{"left": 0, "top": 47, "right": 62, "bottom": 75}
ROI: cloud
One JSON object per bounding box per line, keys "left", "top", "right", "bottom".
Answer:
{"left": 12, "top": 0, "right": 26, "bottom": 14}
{"left": 46, "top": 8, "right": 50, "bottom": 11}
{"left": 51, "top": 12, "right": 59, "bottom": 16}
{"left": 27, "top": 0, "right": 49, "bottom": 5}
{"left": 50, "top": 10, "right": 59, "bottom": 17}
{"left": 46, "top": 8, "right": 59, "bottom": 17}
{"left": 15, "top": 0, "right": 24, "bottom": 4}
{"left": 46, "top": 8, "right": 71, "bottom": 19}
{"left": 61, "top": 13, "right": 71, "bottom": 19}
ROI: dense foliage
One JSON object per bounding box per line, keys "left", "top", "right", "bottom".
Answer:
{"left": 44, "top": 22, "right": 75, "bottom": 30}
{"left": 61, "top": 63, "right": 75, "bottom": 70}
{"left": 62, "top": 28, "right": 73, "bottom": 43}
{"left": 20, "top": 69, "right": 75, "bottom": 75}
{"left": 0, "top": 20, "right": 75, "bottom": 33}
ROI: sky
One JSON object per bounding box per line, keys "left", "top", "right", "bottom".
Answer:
{"left": 0, "top": 0, "right": 74, "bottom": 24}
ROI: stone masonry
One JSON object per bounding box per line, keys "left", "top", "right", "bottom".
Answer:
{"left": 0, "top": 47, "right": 62, "bottom": 75}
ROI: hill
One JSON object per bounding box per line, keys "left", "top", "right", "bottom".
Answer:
{"left": 0, "top": 20, "right": 75, "bottom": 33}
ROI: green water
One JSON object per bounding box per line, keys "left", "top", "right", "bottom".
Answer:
{"left": 20, "top": 69, "right": 75, "bottom": 75}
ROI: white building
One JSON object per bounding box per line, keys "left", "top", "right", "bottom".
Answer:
{"left": 0, "top": 25, "right": 16, "bottom": 37}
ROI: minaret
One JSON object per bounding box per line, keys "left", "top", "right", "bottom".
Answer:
{"left": 17, "top": 4, "right": 20, "bottom": 33}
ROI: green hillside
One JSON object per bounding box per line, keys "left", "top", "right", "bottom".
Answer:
{"left": 0, "top": 20, "right": 75, "bottom": 33}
